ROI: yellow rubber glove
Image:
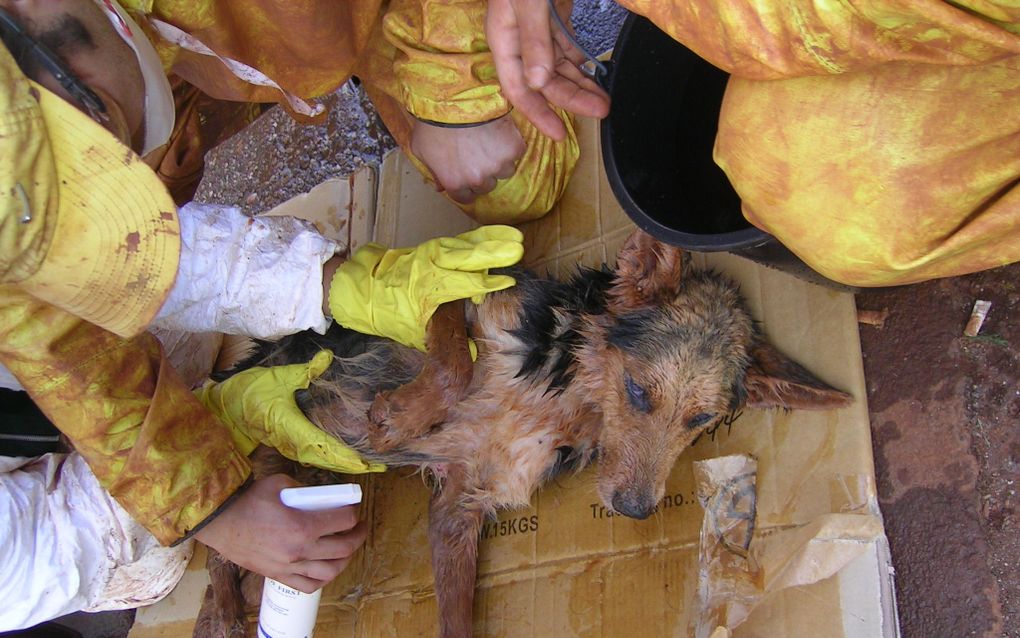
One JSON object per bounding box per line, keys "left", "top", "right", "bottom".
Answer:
{"left": 195, "top": 350, "right": 386, "bottom": 474}
{"left": 329, "top": 225, "right": 524, "bottom": 352}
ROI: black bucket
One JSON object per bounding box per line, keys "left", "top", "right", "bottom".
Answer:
{"left": 599, "top": 13, "right": 855, "bottom": 291}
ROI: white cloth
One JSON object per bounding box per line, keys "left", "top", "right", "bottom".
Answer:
{"left": 0, "top": 453, "right": 193, "bottom": 631}
{"left": 152, "top": 202, "right": 338, "bottom": 340}
{"left": 0, "top": 203, "right": 337, "bottom": 390}
{"left": 0, "top": 205, "right": 337, "bottom": 627}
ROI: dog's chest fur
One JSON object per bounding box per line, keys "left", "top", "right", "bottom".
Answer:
{"left": 416, "top": 268, "right": 613, "bottom": 509}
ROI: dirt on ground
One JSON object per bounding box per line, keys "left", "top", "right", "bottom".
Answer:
{"left": 858, "top": 264, "right": 1019, "bottom": 638}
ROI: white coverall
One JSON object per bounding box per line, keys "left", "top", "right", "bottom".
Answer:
{"left": 1, "top": 204, "right": 337, "bottom": 630}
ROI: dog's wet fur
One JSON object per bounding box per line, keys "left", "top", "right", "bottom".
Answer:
{"left": 196, "top": 231, "right": 851, "bottom": 638}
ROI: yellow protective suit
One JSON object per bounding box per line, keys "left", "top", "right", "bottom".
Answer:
{"left": 619, "top": 0, "right": 1020, "bottom": 285}
{"left": 0, "top": 289, "right": 251, "bottom": 545}
{"left": 0, "top": 35, "right": 251, "bottom": 545}
{"left": 126, "top": 0, "right": 578, "bottom": 222}
{"left": 1, "top": 0, "right": 569, "bottom": 545}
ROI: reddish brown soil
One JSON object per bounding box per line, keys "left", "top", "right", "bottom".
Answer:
{"left": 858, "top": 263, "right": 1019, "bottom": 638}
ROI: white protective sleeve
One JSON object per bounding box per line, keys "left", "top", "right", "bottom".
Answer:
{"left": 152, "top": 202, "right": 339, "bottom": 340}
{"left": 0, "top": 453, "right": 193, "bottom": 630}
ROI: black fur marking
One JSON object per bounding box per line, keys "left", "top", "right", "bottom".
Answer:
{"left": 504, "top": 266, "right": 613, "bottom": 393}
{"left": 542, "top": 445, "right": 593, "bottom": 482}
{"left": 212, "top": 325, "right": 387, "bottom": 382}
{"left": 608, "top": 309, "right": 663, "bottom": 351}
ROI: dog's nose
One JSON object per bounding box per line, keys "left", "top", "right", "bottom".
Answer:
{"left": 611, "top": 488, "right": 657, "bottom": 520}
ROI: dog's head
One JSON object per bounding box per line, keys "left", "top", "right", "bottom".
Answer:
{"left": 575, "top": 231, "right": 852, "bottom": 519}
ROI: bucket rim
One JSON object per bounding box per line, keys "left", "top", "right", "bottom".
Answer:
{"left": 599, "top": 12, "right": 773, "bottom": 253}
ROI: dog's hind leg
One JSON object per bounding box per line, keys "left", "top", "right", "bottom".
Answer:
{"left": 428, "top": 465, "right": 486, "bottom": 638}
{"left": 193, "top": 549, "right": 248, "bottom": 638}
{"left": 368, "top": 302, "right": 473, "bottom": 451}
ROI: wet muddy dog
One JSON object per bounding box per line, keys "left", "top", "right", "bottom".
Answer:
{"left": 196, "top": 230, "right": 851, "bottom": 638}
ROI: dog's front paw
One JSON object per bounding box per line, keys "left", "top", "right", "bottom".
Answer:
{"left": 368, "top": 391, "right": 404, "bottom": 452}
{"left": 368, "top": 390, "right": 446, "bottom": 452}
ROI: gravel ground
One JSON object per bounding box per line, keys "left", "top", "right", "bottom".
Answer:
{"left": 193, "top": 83, "right": 396, "bottom": 216}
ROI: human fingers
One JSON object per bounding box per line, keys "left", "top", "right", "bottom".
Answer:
{"left": 487, "top": 0, "right": 530, "bottom": 109}
{"left": 447, "top": 187, "right": 478, "bottom": 204}
{"left": 305, "top": 521, "right": 369, "bottom": 561}
{"left": 513, "top": 0, "right": 557, "bottom": 90}
{"left": 291, "top": 555, "right": 355, "bottom": 585}
{"left": 502, "top": 73, "right": 570, "bottom": 141}
{"left": 270, "top": 571, "right": 328, "bottom": 594}
{"left": 539, "top": 58, "right": 610, "bottom": 119}
{"left": 478, "top": 176, "right": 499, "bottom": 195}
{"left": 451, "top": 167, "right": 506, "bottom": 199}
{"left": 305, "top": 504, "right": 361, "bottom": 536}
{"left": 494, "top": 159, "right": 517, "bottom": 181}
{"left": 488, "top": 2, "right": 569, "bottom": 141}
{"left": 444, "top": 181, "right": 498, "bottom": 204}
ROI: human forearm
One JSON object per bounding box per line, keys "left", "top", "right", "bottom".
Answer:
{"left": 0, "top": 288, "right": 251, "bottom": 544}
{"left": 152, "top": 202, "right": 338, "bottom": 339}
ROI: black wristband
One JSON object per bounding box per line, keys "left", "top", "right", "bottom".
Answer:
{"left": 412, "top": 110, "right": 510, "bottom": 129}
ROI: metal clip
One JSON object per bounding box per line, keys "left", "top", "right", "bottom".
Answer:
{"left": 547, "top": 0, "right": 610, "bottom": 88}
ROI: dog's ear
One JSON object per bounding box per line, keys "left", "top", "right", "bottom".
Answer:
{"left": 743, "top": 341, "right": 853, "bottom": 410}
{"left": 608, "top": 230, "right": 686, "bottom": 313}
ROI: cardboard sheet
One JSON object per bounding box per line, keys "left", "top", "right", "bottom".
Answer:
{"left": 131, "top": 117, "right": 898, "bottom": 637}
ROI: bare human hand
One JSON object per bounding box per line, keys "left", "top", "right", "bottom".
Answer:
{"left": 410, "top": 114, "right": 525, "bottom": 204}
{"left": 486, "top": 0, "right": 610, "bottom": 141}
{"left": 194, "top": 474, "right": 368, "bottom": 593}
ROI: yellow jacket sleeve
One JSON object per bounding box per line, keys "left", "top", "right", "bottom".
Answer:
{"left": 126, "top": 0, "right": 383, "bottom": 118}
{"left": 618, "top": 0, "right": 1020, "bottom": 80}
{"left": 381, "top": 0, "right": 510, "bottom": 124}
{"left": 125, "top": 0, "right": 509, "bottom": 125}
{"left": 0, "top": 286, "right": 251, "bottom": 545}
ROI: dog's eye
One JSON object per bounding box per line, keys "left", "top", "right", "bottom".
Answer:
{"left": 624, "top": 373, "right": 652, "bottom": 413}
{"left": 687, "top": 412, "right": 715, "bottom": 429}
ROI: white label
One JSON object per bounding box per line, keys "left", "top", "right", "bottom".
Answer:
{"left": 257, "top": 578, "right": 321, "bottom": 638}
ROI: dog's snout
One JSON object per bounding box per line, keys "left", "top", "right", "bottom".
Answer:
{"left": 611, "top": 487, "right": 657, "bottom": 520}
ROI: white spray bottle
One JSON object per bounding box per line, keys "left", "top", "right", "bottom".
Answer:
{"left": 256, "top": 483, "right": 363, "bottom": 638}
